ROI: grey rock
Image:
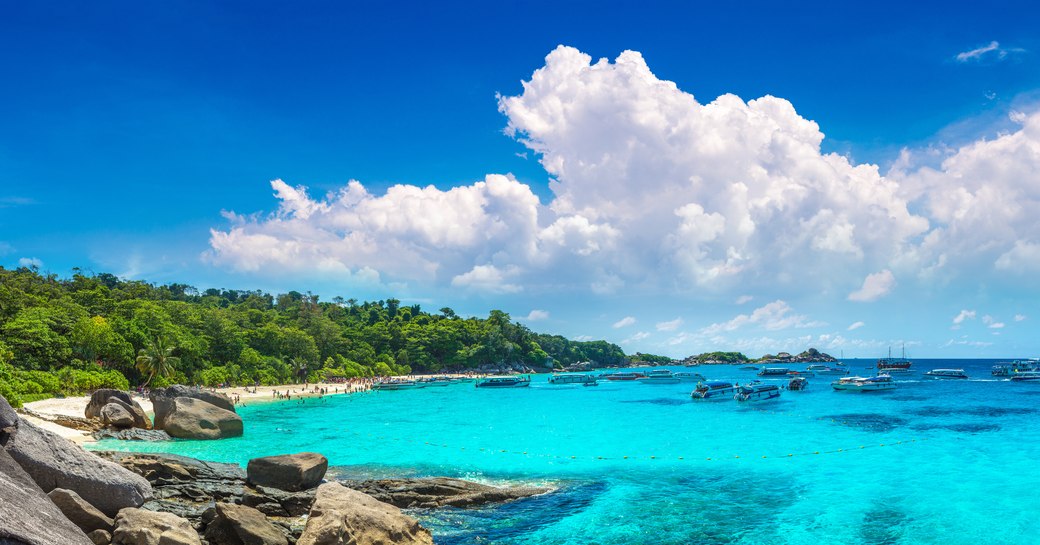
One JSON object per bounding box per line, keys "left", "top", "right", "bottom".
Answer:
{"left": 0, "top": 395, "right": 16, "bottom": 433}
{"left": 297, "top": 482, "right": 432, "bottom": 545}
{"left": 100, "top": 403, "right": 135, "bottom": 429}
{"left": 111, "top": 508, "right": 201, "bottom": 545}
{"left": 150, "top": 387, "right": 235, "bottom": 430}
{"left": 87, "top": 530, "right": 112, "bottom": 545}
{"left": 92, "top": 428, "right": 172, "bottom": 442}
{"left": 85, "top": 390, "right": 150, "bottom": 429}
{"left": 203, "top": 502, "right": 288, "bottom": 545}
{"left": 343, "top": 477, "right": 551, "bottom": 508}
{"left": 242, "top": 485, "right": 316, "bottom": 517}
{"left": 246, "top": 453, "right": 326, "bottom": 492}
{"left": 48, "top": 487, "right": 116, "bottom": 533}
{"left": 0, "top": 447, "right": 93, "bottom": 545}
{"left": 160, "top": 398, "right": 242, "bottom": 440}
{"left": 3, "top": 418, "right": 152, "bottom": 516}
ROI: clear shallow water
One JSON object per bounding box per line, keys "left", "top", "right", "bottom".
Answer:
{"left": 93, "top": 359, "right": 1040, "bottom": 544}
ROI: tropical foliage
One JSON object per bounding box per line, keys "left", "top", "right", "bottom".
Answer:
{"left": 0, "top": 266, "right": 627, "bottom": 405}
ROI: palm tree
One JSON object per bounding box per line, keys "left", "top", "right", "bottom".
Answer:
{"left": 136, "top": 336, "right": 180, "bottom": 388}
{"left": 290, "top": 358, "right": 309, "bottom": 384}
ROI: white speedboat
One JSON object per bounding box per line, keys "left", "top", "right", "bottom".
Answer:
{"left": 807, "top": 364, "right": 848, "bottom": 376}
{"left": 923, "top": 369, "right": 968, "bottom": 379}
{"left": 691, "top": 381, "right": 738, "bottom": 400}
{"left": 547, "top": 373, "right": 597, "bottom": 385}
{"left": 992, "top": 360, "right": 1039, "bottom": 376}
{"left": 673, "top": 372, "right": 706, "bottom": 382}
{"left": 372, "top": 380, "right": 426, "bottom": 391}
{"left": 757, "top": 367, "right": 791, "bottom": 377}
{"left": 734, "top": 383, "right": 782, "bottom": 402}
{"left": 638, "top": 369, "right": 681, "bottom": 384}
{"left": 788, "top": 377, "right": 809, "bottom": 391}
{"left": 1010, "top": 371, "right": 1040, "bottom": 382}
{"left": 475, "top": 376, "right": 531, "bottom": 388}
{"left": 832, "top": 375, "right": 896, "bottom": 392}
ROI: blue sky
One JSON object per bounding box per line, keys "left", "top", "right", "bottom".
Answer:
{"left": 2, "top": 1, "right": 1040, "bottom": 357}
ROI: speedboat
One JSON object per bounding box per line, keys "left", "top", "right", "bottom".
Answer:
{"left": 673, "top": 372, "right": 706, "bottom": 382}
{"left": 691, "top": 381, "right": 738, "bottom": 400}
{"left": 475, "top": 376, "right": 531, "bottom": 388}
{"left": 788, "top": 377, "right": 809, "bottom": 391}
{"left": 372, "top": 380, "right": 426, "bottom": 391}
{"left": 992, "top": 360, "right": 1039, "bottom": 376}
{"left": 734, "top": 383, "right": 782, "bottom": 402}
{"left": 807, "top": 364, "right": 848, "bottom": 376}
{"left": 604, "top": 372, "right": 645, "bottom": 381}
{"left": 740, "top": 366, "right": 759, "bottom": 371}
{"left": 1010, "top": 371, "right": 1040, "bottom": 382}
{"left": 418, "top": 377, "right": 454, "bottom": 387}
{"left": 832, "top": 375, "right": 897, "bottom": 392}
{"left": 757, "top": 367, "right": 791, "bottom": 377}
{"left": 547, "top": 373, "right": 597, "bottom": 385}
{"left": 923, "top": 369, "right": 968, "bottom": 379}
{"left": 786, "top": 370, "right": 814, "bottom": 378}
{"left": 638, "top": 370, "right": 681, "bottom": 384}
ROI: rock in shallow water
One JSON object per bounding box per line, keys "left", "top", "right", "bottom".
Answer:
{"left": 85, "top": 390, "right": 150, "bottom": 430}
{"left": 161, "top": 397, "right": 243, "bottom": 440}
{"left": 297, "top": 482, "right": 433, "bottom": 545}
{"left": 0, "top": 448, "right": 94, "bottom": 545}
{"left": 247, "top": 452, "right": 327, "bottom": 492}
{"left": 150, "top": 386, "right": 235, "bottom": 430}
{"left": 343, "top": 477, "right": 552, "bottom": 508}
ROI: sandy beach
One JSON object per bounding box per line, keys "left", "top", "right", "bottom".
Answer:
{"left": 21, "top": 381, "right": 367, "bottom": 443}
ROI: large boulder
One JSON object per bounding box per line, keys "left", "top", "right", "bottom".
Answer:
{"left": 161, "top": 397, "right": 243, "bottom": 440}
{"left": 247, "top": 453, "right": 327, "bottom": 492}
{"left": 242, "top": 485, "right": 316, "bottom": 517}
{"left": 296, "top": 482, "right": 433, "bottom": 545}
{"left": 203, "top": 502, "right": 288, "bottom": 545}
{"left": 2, "top": 417, "right": 152, "bottom": 516}
{"left": 150, "top": 386, "right": 234, "bottom": 430}
{"left": 85, "top": 390, "right": 150, "bottom": 429}
{"left": 100, "top": 403, "right": 136, "bottom": 429}
{"left": 344, "top": 477, "right": 551, "bottom": 508}
{"left": 0, "top": 447, "right": 93, "bottom": 545}
{"left": 48, "top": 488, "right": 115, "bottom": 533}
{"left": 111, "top": 508, "right": 201, "bottom": 545}
{"left": 0, "top": 395, "right": 17, "bottom": 433}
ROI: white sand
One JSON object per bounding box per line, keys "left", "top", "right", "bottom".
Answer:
{"left": 21, "top": 382, "right": 366, "bottom": 444}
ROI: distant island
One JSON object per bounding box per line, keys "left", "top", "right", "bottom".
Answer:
{"left": 677, "top": 348, "right": 838, "bottom": 365}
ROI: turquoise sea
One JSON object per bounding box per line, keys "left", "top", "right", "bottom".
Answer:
{"left": 93, "top": 359, "right": 1040, "bottom": 545}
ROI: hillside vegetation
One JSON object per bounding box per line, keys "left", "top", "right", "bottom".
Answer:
{"left": 0, "top": 267, "right": 624, "bottom": 406}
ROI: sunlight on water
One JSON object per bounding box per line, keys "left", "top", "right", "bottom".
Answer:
{"left": 94, "top": 360, "right": 1040, "bottom": 544}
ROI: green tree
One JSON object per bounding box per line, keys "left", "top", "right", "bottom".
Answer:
{"left": 135, "top": 336, "right": 180, "bottom": 387}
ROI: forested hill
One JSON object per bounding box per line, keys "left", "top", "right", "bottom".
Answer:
{"left": 0, "top": 267, "right": 625, "bottom": 405}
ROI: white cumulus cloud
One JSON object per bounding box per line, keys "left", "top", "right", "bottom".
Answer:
{"left": 952, "top": 310, "right": 977, "bottom": 325}
{"left": 847, "top": 270, "right": 896, "bottom": 302}
{"left": 656, "top": 317, "right": 684, "bottom": 331}
{"left": 613, "top": 316, "right": 637, "bottom": 329}
{"left": 1015, "top": 314, "right": 1027, "bottom": 322}
{"left": 847, "top": 321, "right": 865, "bottom": 331}
{"left": 17, "top": 257, "right": 43, "bottom": 269}
{"left": 701, "top": 300, "right": 822, "bottom": 334}
{"left": 735, "top": 295, "right": 753, "bottom": 305}
{"left": 525, "top": 309, "right": 550, "bottom": 321}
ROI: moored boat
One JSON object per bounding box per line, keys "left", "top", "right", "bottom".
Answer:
{"left": 372, "top": 380, "right": 426, "bottom": 391}
{"left": 475, "top": 376, "right": 531, "bottom": 388}
{"left": 548, "top": 373, "right": 597, "bottom": 385}
{"left": 788, "top": 377, "right": 809, "bottom": 391}
{"left": 992, "top": 360, "right": 1039, "bottom": 376}
{"left": 877, "top": 346, "right": 912, "bottom": 373}
{"left": 757, "top": 367, "right": 791, "bottom": 377}
{"left": 734, "top": 383, "right": 782, "bottom": 402}
{"left": 832, "top": 375, "right": 896, "bottom": 392}
{"left": 1010, "top": 371, "right": 1040, "bottom": 382}
{"left": 923, "top": 369, "right": 968, "bottom": 379}
{"left": 691, "top": 381, "right": 738, "bottom": 400}
{"left": 807, "top": 364, "right": 848, "bottom": 376}
{"left": 638, "top": 369, "right": 681, "bottom": 384}
{"left": 603, "top": 372, "right": 645, "bottom": 381}
{"left": 673, "top": 371, "right": 706, "bottom": 382}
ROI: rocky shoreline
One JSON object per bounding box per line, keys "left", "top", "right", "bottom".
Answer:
{"left": 1, "top": 390, "right": 551, "bottom": 545}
